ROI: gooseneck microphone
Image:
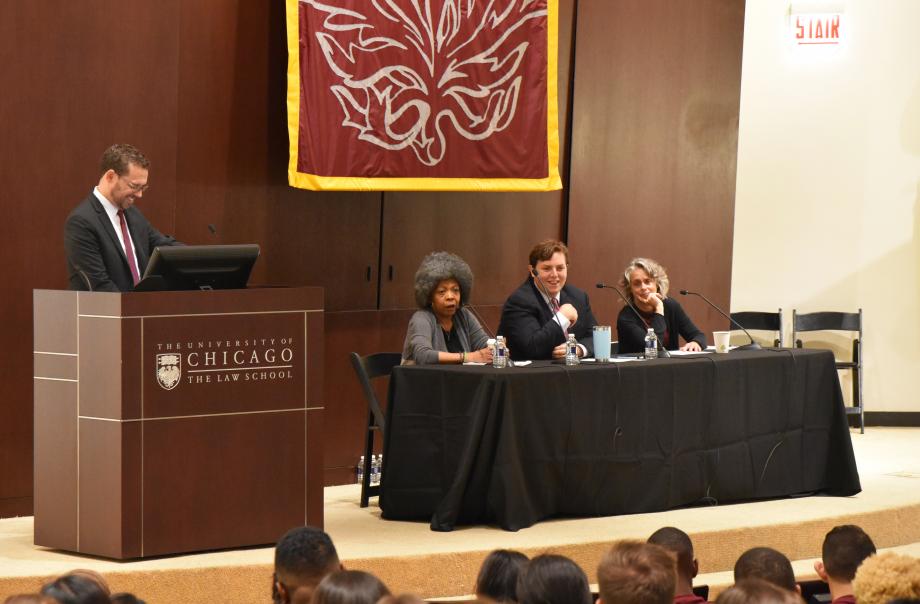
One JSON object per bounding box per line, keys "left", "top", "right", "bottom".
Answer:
{"left": 596, "top": 283, "right": 670, "bottom": 358}
{"left": 69, "top": 261, "right": 93, "bottom": 291}
{"left": 462, "top": 303, "right": 495, "bottom": 339}
{"left": 679, "top": 289, "right": 761, "bottom": 351}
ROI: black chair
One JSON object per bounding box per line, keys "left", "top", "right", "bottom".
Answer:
{"left": 730, "top": 309, "right": 784, "bottom": 347}
{"left": 349, "top": 351, "right": 402, "bottom": 507}
{"left": 792, "top": 309, "right": 864, "bottom": 433}
{"left": 798, "top": 578, "right": 831, "bottom": 603}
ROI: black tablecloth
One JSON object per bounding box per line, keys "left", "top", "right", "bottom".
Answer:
{"left": 378, "top": 349, "right": 861, "bottom": 531}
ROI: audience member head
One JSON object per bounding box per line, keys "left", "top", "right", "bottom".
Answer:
{"left": 310, "top": 570, "right": 391, "bottom": 604}
{"left": 852, "top": 552, "right": 920, "bottom": 604}
{"left": 715, "top": 579, "right": 803, "bottom": 604}
{"left": 413, "top": 251, "right": 475, "bottom": 310}
{"left": 618, "top": 258, "right": 669, "bottom": 304}
{"left": 475, "top": 549, "right": 529, "bottom": 603}
{"left": 110, "top": 595, "right": 145, "bottom": 604}
{"left": 378, "top": 594, "right": 425, "bottom": 604}
{"left": 516, "top": 554, "right": 592, "bottom": 604}
{"left": 647, "top": 527, "right": 697, "bottom": 595}
{"left": 596, "top": 540, "right": 676, "bottom": 604}
{"left": 40, "top": 572, "right": 111, "bottom": 604}
{"left": 815, "top": 524, "right": 876, "bottom": 584}
{"left": 273, "top": 526, "right": 342, "bottom": 604}
{"left": 733, "top": 547, "right": 797, "bottom": 593}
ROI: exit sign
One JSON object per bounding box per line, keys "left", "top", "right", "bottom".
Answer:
{"left": 793, "top": 13, "right": 842, "bottom": 45}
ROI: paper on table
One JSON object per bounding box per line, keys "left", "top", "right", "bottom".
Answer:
{"left": 669, "top": 349, "right": 713, "bottom": 356}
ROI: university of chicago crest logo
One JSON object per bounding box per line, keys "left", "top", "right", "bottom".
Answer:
{"left": 156, "top": 354, "right": 181, "bottom": 390}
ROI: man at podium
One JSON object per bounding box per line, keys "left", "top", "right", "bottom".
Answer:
{"left": 64, "top": 143, "right": 181, "bottom": 291}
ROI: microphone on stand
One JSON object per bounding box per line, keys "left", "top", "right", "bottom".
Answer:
{"left": 462, "top": 303, "right": 495, "bottom": 339}
{"left": 69, "top": 261, "right": 93, "bottom": 291}
{"left": 679, "top": 289, "right": 761, "bottom": 351}
{"left": 596, "top": 283, "right": 670, "bottom": 358}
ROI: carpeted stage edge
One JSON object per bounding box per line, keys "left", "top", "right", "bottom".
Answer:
{"left": 2, "top": 428, "right": 919, "bottom": 603}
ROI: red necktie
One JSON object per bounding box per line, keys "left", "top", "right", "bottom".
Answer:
{"left": 117, "top": 209, "right": 140, "bottom": 285}
{"left": 551, "top": 297, "right": 569, "bottom": 335}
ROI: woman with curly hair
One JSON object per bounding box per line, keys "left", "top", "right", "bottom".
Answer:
{"left": 616, "top": 257, "right": 706, "bottom": 354}
{"left": 401, "top": 251, "right": 493, "bottom": 365}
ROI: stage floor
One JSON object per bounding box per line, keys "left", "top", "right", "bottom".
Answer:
{"left": 1, "top": 427, "right": 919, "bottom": 602}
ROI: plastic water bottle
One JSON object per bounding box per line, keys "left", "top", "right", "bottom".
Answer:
{"left": 494, "top": 335, "right": 507, "bottom": 368}
{"left": 644, "top": 328, "right": 658, "bottom": 359}
{"left": 565, "top": 333, "right": 579, "bottom": 366}
{"left": 371, "top": 454, "right": 380, "bottom": 486}
{"left": 356, "top": 455, "right": 365, "bottom": 484}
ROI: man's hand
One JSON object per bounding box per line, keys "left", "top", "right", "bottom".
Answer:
{"left": 680, "top": 341, "right": 702, "bottom": 352}
{"left": 552, "top": 343, "right": 567, "bottom": 359}
{"left": 558, "top": 303, "right": 578, "bottom": 325}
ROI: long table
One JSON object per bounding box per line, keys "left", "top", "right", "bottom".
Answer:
{"left": 378, "top": 349, "right": 861, "bottom": 531}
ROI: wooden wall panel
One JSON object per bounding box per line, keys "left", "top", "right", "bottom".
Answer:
{"left": 566, "top": 1, "right": 745, "bottom": 338}
{"left": 0, "top": 0, "right": 182, "bottom": 517}
{"left": 172, "top": 2, "right": 382, "bottom": 312}
{"left": 0, "top": 0, "right": 745, "bottom": 513}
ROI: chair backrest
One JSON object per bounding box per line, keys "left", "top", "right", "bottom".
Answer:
{"left": 730, "top": 309, "right": 784, "bottom": 347}
{"left": 791, "top": 309, "right": 862, "bottom": 357}
{"left": 792, "top": 310, "right": 861, "bottom": 333}
{"left": 349, "top": 352, "right": 402, "bottom": 431}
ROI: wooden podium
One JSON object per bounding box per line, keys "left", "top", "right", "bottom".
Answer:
{"left": 32, "top": 287, "right": 323, "bottom": 559}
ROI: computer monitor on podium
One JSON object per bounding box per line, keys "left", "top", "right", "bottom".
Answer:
{"left": 135, "top": 244, "right": 260, "bottom": 291}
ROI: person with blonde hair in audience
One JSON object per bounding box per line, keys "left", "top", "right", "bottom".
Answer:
{"left": 597, "top": 540, "right": 676, "bottom": 604}
{"left": 734, "top": 547, "right": 799, "bottom": 596}
{"left": 714, "top": 579, "right": 803, "bottom": 604}
{"left": 273, "top": 526, "right": 343, "bottom": 604}
{"left": 814, "top": 525, "right": 876, "bottom": 604}
{"left": 311, "top": 570, "right": 391, "bottom": 604}
{"left": 476, "top": 549, "right": 529, "bottom": 604}
{"left": 517, "top": 554, "right": 592, "bottom": 604}
{"left": 647, "top": 527, "right": 704, "bottom": 604}
{"left": 852, "top": 552, "right": 920, "bottom": 604}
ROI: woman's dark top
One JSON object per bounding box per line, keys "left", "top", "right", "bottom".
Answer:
{"left": 442, "top": 324, "right": 464, "bottom": 354}
{"left": 616, "top": 296, "right": 707, "bottom": 353}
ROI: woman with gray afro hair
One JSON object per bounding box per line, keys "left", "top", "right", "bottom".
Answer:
{"left": 401, "top": 252, "right": 493, "bottom": 365}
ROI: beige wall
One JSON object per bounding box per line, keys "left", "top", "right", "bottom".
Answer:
{"left": 733, "top": 0, "right": 920, "bottom": 412}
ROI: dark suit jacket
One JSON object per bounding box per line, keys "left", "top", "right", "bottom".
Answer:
{"left": 498, "top": 277, "right": 598, "bottom": 360}
{"left": 616, "top": 296, "right": 707, "bottom": 353}
{"left": 64, "top": 193, "right": 179, "bottom": 291}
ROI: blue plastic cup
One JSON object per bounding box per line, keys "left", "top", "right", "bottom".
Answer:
{"left": 593, "top": 325, "right": 611, "bottom": 361}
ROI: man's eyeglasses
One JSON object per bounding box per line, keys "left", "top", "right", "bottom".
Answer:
{"left": 120, "top": 177, "right": 149, "bottom": 193}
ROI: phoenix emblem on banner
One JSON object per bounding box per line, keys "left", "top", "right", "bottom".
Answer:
{"left": 304, "top": 0, "right": 547, "bottom": 167}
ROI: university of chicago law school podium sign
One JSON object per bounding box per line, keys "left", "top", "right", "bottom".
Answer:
{"left": 33, "top": 287, "right": 324, "bottom": 559}
{"left": 286, "top": 0, "right": 563, "bottom": 192}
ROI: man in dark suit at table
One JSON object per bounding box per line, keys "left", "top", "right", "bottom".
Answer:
{"left": 498, "top": 239, "right": 598, "bottom": 360}
{"left": 64, "top": 143, "right": 180, "bottom": 291}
